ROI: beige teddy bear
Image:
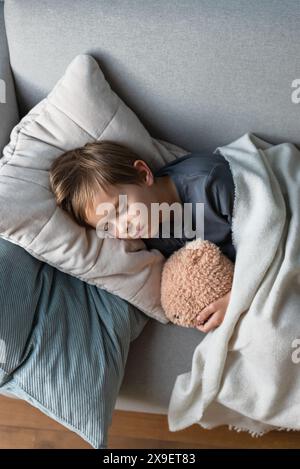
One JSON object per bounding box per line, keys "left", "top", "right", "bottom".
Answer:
{"left": 161, "top": 238, "right": 234, "bottom": 328}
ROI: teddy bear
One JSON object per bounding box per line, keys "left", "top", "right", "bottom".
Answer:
{"left": 160, "top": 237, "right": 234, "bottom": 328}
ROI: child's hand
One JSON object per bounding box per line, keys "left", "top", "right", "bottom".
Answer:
{"left": 195, "top": 289, "right": 231, "bottom": 333}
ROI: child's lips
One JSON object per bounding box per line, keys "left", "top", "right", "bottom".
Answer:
{"left": 119, "top": 226, "right": 145, "bottom": 238}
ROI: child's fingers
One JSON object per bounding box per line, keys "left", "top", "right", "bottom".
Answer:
{"left": 196, "top": 303, "right": 217, "bottom": 325}
{"left": 196, "top": 311, "right": 223, "bottom": 333}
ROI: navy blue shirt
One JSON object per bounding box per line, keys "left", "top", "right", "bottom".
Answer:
{"left": 142, "top": 151, "right": 236, "bottom": 263}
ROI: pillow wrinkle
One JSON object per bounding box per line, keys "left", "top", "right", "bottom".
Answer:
{"left": 95, "top": 99, "right": 121, "bottom": 140}
{"left": 46, "top": 99, "right": 97, "bottom": 140}
{"left": 26, "top": 205, "right": 59, "bottom": 249}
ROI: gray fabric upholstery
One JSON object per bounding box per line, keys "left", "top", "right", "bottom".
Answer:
{"left": 2, "top": 0, "right": 300, "bottom": 415}
{"left": 116, "top": 321, "right": 204, "bottom": 414}
{"left": 0, "top": 1, "right": 18, "bottom": 155}
{"left": 4, "top": 0, "right": 300, "bottom": 154}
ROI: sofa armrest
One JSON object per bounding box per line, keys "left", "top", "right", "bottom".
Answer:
{"left": 0, "top": 1, "right": 19, "bottom": 156}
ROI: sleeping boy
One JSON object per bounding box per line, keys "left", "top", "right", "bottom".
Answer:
{"left": 49, "top": 141, "right": 236, "bottom": 333}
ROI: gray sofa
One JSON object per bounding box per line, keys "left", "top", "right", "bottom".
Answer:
{"left": 1, "top": 0, "right": 300, "bottom": 417}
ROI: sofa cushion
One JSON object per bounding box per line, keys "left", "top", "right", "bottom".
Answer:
{"left": 0, "top": 236, "right": 149, "bottom": 448}
{"left": 1, "top": 53, "right": 188, "bottom": 324}
{"left": 0, "top": 0, "right": 19, "bottom": 154}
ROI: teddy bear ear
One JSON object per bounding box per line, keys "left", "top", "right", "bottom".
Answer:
{"left": 183, "top": 237, "right": 204, "bottom": 251}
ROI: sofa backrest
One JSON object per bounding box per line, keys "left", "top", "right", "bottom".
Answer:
{"left": 0, "top": 0, "right": 19, "bottom": 154}
{"left": 3, "top": 0, "right": 300, "bottom": 153}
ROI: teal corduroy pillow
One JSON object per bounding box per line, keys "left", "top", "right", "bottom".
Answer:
{"left": 0, "top": 237, "right": 148, "bottom": 448}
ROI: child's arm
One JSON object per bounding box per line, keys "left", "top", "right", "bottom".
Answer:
{"left": 195, "top": 289, "right": 231, "bottom": 332}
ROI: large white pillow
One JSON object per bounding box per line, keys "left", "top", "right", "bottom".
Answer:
{"left": 1, "top": 54, "right": 188, "bottom": 323}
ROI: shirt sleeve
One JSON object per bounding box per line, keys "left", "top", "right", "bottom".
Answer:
{"left": 205, "top": 161, "right": 235, "bottom": 225}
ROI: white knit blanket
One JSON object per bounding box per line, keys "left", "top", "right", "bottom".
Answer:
{"left": 168, "top": 132, "right": 300, "bottom": 436}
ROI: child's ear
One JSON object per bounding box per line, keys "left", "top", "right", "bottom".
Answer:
{"left": 133, "top": 159, "right": 154, "bottom": 185}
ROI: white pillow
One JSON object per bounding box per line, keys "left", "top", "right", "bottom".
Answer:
{"left": 1, "top": 54, "right": 188, "bottom": 323}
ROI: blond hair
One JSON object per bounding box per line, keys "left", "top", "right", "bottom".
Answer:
{"left": 49, "top": 140, "right": 146, "bottom": 228}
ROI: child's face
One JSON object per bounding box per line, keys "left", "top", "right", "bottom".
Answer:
{"left": 85, "top": 160, "right": 161, "bottom": 239}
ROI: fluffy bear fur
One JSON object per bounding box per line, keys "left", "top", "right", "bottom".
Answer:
{"left": 160, "top": 238, "right": 234, "bottom": 328}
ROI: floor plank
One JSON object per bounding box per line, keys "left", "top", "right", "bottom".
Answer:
{"left": 0, "top": 396, "right": 91, "bottom": 448}
{"left": 1, "top": 396, "right": 300, "bottom": 449}
{"left": 108, "top": 410, "right": 300, "bottom": 449}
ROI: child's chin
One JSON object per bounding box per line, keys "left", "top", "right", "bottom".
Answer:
{"left": 117, "top": 233, "right": 144, "bottom": 240}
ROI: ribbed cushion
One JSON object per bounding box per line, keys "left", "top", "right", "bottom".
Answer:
{"left": 0, "top": 236, "right": 148, "bottom": 448}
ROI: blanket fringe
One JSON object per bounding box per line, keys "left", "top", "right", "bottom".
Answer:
{"left": 228, "top": 425, "right": 264, "bottom": 438}
{"left": 228, "top": 424, "right": 300, "bottom": 438}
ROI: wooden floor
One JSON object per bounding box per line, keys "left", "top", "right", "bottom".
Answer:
{"left": 0, "top": 396, "right": 300, "bottom": 449}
